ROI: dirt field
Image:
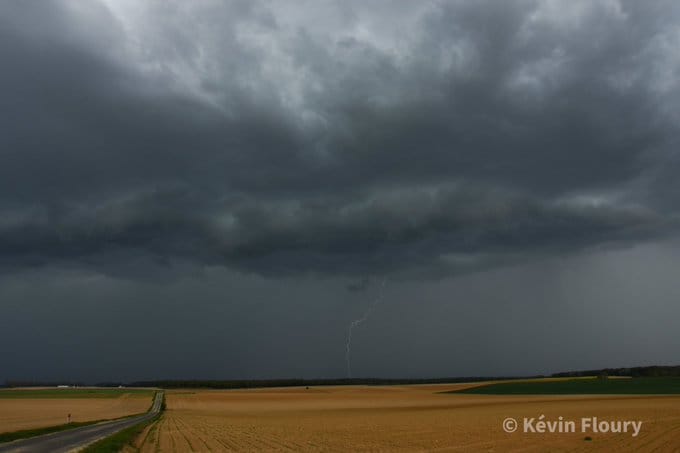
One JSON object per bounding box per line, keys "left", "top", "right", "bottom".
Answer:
{"left": 131, "top": 384, "right": 680, "bottom": 452}
{"left": 0, "top": 391, "right": 152, "bottom": 433}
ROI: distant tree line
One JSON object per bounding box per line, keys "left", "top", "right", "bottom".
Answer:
{"left": 552, "top": 365, "right": 680, "bottom": 378}
{"left": 2, "top": 377, "right": 529, "bottom": 389}
{"left": 125, "top": 377, "right": 528, "bottom": 389}
{"left": 5, "top": 365, "right": 678, "bottom": 389}
{"left": 2, "top": 380, "right": 86, "bottom": 388}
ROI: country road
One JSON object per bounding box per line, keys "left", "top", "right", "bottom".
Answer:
{"left": 0, "top": 391, "right": 164, "bottom": 453}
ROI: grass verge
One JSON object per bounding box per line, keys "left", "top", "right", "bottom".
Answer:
{"left": 0, "top": 391, "right": 157, "bottom": 444}
{"left": 81, "top": 393, "right": 164, "bottom": 453}
{"left": 0, "top": 420, "right": 103, "bottom": 444}
{"left": 0, "top": 411, "right": 152, "bottom": 444}
{"left": 80, "top": 417, "right": 159, "bottom": 453}
{"left": 450, "top": 377, "right": 680, "bottom": 395}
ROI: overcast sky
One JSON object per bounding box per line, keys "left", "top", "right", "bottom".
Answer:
{"left": 2, "top": 0, "right": 680, "bottom": 383}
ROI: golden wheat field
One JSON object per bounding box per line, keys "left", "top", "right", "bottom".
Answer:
{"left": 129, "top": 384, "right": 680, "bottom": 452}
{"left": 0, "top": 391, "right": 152, "bottom": 432}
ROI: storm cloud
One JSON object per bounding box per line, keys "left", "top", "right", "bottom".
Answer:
{"left": 3, "top": 0, "right": 680, "bottom": 382}
{"left": 1, "top": 0, "right": 679, "bottom": 280}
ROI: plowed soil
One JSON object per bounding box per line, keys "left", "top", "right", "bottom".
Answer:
{"left": 133, "top": 384, "right": 680, "bottom": 451}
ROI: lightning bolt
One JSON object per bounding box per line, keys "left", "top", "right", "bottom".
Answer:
{"left": 345, "top": 278, "right": 387, "bottom": 378}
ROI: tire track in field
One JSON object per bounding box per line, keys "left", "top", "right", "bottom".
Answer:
{"left": 160, "top": 418, "right": 173, "bottom": 453}
{"left": 248, "top": 426, "right": 301, "bottom": 451}
{"left": 630, "top": 416, "right": 680, "bottom": 452}
{"left": 241, "top": 424, "right": 284, "bottom": 451}
{"left": 202, "top": 431, "right": 238, "bottom": 452}
{"left": 587, "top": 416, "right": 675, "bottom": 453}
{"left": 234, "top": 424, "right": 280, "bottom": 451}
{"left": 133, "top": 419, "right": 157, "bottom": 451}
{"left": 262, "top": 431, "right": 304, "bottom": 451}
{"left": 230, "top": 423, "right": 301, "bottom": 452}
{"left": 138, "top": 420, "right": 158, "bottom": 449}
{"left": 206, "top": 425, "right": 240, "bottom": 451}
{"left": 143, "top": 419, "right": 161, "bottom": 453}
{"left": 168, "top": 417, "right": 188, "bottom": 451}
{"left": 229, "top": 426, "right": 262, "bottom": 451}
{"left": 163, "top": 417, "right": 177, "bottom": 453}
{"left": 169, "top": 414, "right": 199, "bottom": 451}
{"left": 149, "top": 417, "right": 167, "bottom": 453}
{"left": 184, "top": 416, "right": 241, "bottom": 451}
{"left": 173, "top": 417, "right": 209, "bottom": 451}
{"left": 174, "top": 416, "right": 225, "bottom": 452}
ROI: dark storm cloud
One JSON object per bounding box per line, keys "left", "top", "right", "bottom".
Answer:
{"left": 1, "top": 0, "right": 679, "bottom": 279}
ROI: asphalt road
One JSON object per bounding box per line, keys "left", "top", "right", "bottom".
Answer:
{"left": 0, "top": 390, "right": 164, "bottom": 453}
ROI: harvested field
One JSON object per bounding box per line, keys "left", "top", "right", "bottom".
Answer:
{"left": 0, "top": 390, "right": 152, "bottom": 433}
{"left": 134, "top": 384, "right": 680, "bottom": 452}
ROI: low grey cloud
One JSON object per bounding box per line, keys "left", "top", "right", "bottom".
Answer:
{"left": 1, "top": 0, "right": 679, "bottom": 280}
{"left": 3, "top": 1, "right": 680, "bottom": 382}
